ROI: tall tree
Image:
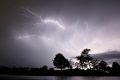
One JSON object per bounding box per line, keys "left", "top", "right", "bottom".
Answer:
{"left": 76, "top": 49, "right": 93, "bottom": 69}
{"left": 53, "top": 53, "right": 71, "bottom": 70}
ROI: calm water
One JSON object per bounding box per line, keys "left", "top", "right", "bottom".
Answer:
{"left": 0, "top": 75, "right": 120, "bottom": 80}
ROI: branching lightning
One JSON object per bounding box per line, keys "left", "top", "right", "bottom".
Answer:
{"left": 23, "top": 8, "right": 65, "bottom": 30}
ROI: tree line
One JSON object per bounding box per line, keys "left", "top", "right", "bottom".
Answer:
{"left": 0, "top": 48, "right": 120, "bottom": 76}
{"left": 53, "top": 49, "right": 120, "bottom": 74}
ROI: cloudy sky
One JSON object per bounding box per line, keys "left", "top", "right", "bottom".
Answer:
{"left": 0, "top": 0, "right": 120, "bottom": 67}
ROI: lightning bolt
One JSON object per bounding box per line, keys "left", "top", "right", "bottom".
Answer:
{"left": 22, "top": 7, "right": 65, "bottom": 30}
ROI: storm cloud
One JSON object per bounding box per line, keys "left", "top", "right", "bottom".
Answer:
{"left": 0, "top": 0, "right": 120, "bottom": 67}
{"left": 92, "top": 51, "right": 120, "bottom": 65}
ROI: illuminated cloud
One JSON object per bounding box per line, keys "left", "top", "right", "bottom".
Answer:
{"left": 1, "top": 0, "right": 120, "bottom": 67}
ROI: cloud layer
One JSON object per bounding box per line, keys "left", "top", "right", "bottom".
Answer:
{"left": 0, "top": 0, "right": 120, "bottom": 67}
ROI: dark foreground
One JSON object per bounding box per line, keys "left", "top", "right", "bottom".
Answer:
{"left": 1, "top": 69, "right": 120, "bottom": 76}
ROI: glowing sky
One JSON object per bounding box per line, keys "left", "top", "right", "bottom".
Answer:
{"left": 1, "top": 0, "right": 120, "bottom": 67}
{"left": 17, "top": 8, "right": 120, "bottom": 55}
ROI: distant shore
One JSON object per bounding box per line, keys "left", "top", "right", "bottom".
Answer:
{"left": 0, "top": 69, "right": 120, "bottom": 76}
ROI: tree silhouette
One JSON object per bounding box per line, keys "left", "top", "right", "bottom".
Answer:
{"left": 112, "top": 62, "right": 120, "bottom": 73}
{"left": 53, "top": 53, "right": 71, "bottom": 70}
{"left": 41, "top": 65, "right": 48, "bottom": 71}
{"left": 81, "top": 49, "right": 91, "bottom": 55}
{"left": 91, "top": 58, "right": 99, "bottom": 70}
{"left": 76, "top": 49, "right": 93, "bottom": 69}
{"left": 76, "top": 55, "right": 87, "bottom": 69}
{"left": 98, "top": 60, "right": 108, "bottom": 71}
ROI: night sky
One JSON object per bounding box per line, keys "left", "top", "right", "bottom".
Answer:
{"left": 1, "top": 0, "right": 120, "bottom": 67}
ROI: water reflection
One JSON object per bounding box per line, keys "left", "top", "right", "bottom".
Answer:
{"left": 0, "top": 75, "right": 120, "bottom": 80}
{"left": 55, "top": 76, "right": 73, "bottom": 80}
{"left": 55, "top": 76, "right": 120, "bottom": 80}
{"left": 55, "top": 76, "right": 97, "bottom": 80}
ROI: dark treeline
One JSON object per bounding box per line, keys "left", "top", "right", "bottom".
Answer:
{"left": 0, "top": 49, "right": 120, "bottom": 76}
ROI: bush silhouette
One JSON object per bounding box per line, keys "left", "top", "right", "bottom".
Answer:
{"left": 112, "top": 62, "right": 120, "bottom": 73}
{"left": 98, "top": 60, "right": 108, "bottom": 71}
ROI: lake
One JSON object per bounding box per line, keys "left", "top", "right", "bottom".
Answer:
{"left": 0, "top": 75, "right": 120, "bottom": 80}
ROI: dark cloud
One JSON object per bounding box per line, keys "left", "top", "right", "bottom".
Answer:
{"left": 92, "top": 51, "right": 120, "bottom": 65}
{"left": 0, "top": 0, "right": 120, "bottom": 67}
